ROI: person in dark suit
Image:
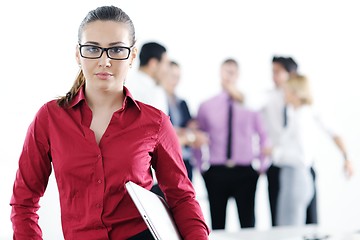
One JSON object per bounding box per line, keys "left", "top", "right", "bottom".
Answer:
{"left": 161, "top": 61, "right": 208, "bottom": 181}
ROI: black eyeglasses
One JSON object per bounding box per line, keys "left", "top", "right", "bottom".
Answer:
{"left": 79, "top": 44, "right": 132, "bottom": 60}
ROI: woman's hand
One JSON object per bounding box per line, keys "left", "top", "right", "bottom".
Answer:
{"left": 344, "top": 159, "right": 354, "bottom": 178}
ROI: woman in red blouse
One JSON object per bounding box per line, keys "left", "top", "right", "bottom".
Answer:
{"left": 10, "top": 5, "right": 209, "bottom": 240}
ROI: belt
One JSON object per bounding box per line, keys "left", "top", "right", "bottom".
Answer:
{"left": 225, "top": 159, "right": 236, "bottom": 168}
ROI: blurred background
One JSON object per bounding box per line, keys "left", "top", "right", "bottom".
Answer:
{"left": 1, "top": 0, "right": 359, "bottom": 238}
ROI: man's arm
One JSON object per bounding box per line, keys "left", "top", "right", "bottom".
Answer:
{"left": 223, "top": 81, "right": 245, "bottom": 103}
{"left": 253, "top": 111, "right": 271, "bottom": 173}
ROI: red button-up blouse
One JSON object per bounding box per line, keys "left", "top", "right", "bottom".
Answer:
{"left": 10, "top": 87, "right": 209, "bottom": 239}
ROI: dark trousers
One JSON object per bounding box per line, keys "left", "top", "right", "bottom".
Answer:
{"left": 202, "top": 165, "right": 259, "bottom": 229}
{"left": 306, "top": 167, "right": 318, "bottom": 224}
{"left": 184, "top": 159, "right": 193, "bottom": 182}
{"left": 267, "top": 165, "right": 280, "bottom": 226}
{"left": 127, "top": 229, "right": 154, "bottom": 240}
{"left": 267, "top": 165, "right": 318, "bottom": 226}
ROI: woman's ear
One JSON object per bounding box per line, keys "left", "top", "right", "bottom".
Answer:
{"left": 75, "top": 44, "right": 81, "bottom": 66}
{"left": 129, "top": 47, "right": 138, "bottom": 66}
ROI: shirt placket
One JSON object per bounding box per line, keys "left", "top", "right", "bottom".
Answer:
{"left": 93, "top": 150, "right": 106, "bottom": 229}
{"left": 80, "top": 103, "right": 108, "bottom": 234}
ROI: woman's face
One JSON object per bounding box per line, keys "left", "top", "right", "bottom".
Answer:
{"left": 284, "top": 85, "right": 298, "bottom": 105}
{"left": 76, "top": 20, "right": 137, "bottom": 92}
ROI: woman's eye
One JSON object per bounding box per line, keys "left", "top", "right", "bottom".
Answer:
{"left": 85, "top": 46, "right": 100, "bottom": 53}
{"left": 110, "top": 47, "right": 127, "bottom": 54}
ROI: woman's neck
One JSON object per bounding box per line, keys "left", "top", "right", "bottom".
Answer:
{"left": 291, "top": 101, "right": 303, "bottom": 110}
{"left": 85, "top": 85, "right": 124, "bottom": 111}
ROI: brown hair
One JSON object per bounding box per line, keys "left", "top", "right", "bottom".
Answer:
{"left": 57, "top": 6, "right": 136, "bottom": 107}
{"left": 287, "top": 74, "right": 313, "bottom": 105}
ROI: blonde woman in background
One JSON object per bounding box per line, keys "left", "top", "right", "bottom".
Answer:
{"left": 272, "top": 75, "right": 318, "bottom": 226}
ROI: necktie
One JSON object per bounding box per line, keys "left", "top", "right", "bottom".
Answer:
{"left": 226, "top": 100, "right": 233, "bottom": 160}
{"left": 283, "top": 105, "right": 287, "bottom": 127}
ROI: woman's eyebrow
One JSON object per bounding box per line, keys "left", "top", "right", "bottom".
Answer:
{"left": 83, "top": 41, "right": 100, "bottom": 45}
{"left": 82, "top": 41, "right": 126, "bottom": 46}
{"left": 109, "top": 41, "right": 126, "bottom": 46}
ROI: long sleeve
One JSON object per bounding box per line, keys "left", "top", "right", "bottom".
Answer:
{"left": 192, "top": 104, "right": 209, "bottom": 172}
{"left": 152, "top": 113, "right": 210, "bottom": 239}
{"left": 253, "top": 111, "right": 270, "bottom": 172}
{"left": 10, "top": 105, "right": 52, "bottom": 240}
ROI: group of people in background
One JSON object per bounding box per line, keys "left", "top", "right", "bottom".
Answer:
{"left": 127, "top": 41, "right": 354, "bottom": 230}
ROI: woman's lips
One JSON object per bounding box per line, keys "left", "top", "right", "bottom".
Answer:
{"left": 96, "top": 72, "right": 113, "bottom": 80}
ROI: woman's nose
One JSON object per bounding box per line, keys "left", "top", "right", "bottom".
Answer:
{"left": 98, "top": 51, "right": 112, "bottom": 67}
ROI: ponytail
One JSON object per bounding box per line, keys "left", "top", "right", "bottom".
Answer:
{"left": 57, "top": 70, "right": 85, "bottom": 108}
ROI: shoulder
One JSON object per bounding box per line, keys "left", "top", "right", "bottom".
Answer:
{"left": 42, "top": 99, "right": 71, "bottom": 115}
{"left": 290, "top": 106, "right": 312, "bottom": 127}
{"left": 178, "top": 98, "right": 190, "bottom": 108}
{"left": 264, "top": 88, "right": 281, "bottom": 101}
{"left": 136, "top": 100, "right": 165, "bottom": 122}
{"left": 262, "top": 89, "right": 283, "bottom": 108}
{"left": 37, "top": 99, "right": 83, "bottom": 123}
{"left": 199, "top": 94, "right": 221, "bottom": 109}
{"left": 28, "top": 100, "right": 60, "bottom": 130}
{"left": 126, "top": 71, "right": 154, "bottom": 88}
{"left": 298, "top": 105, "right": 313, "bottom": 116}
{"left": 44, "top": 99, "right": 60, "bottom": 109}
{"left": 136, "top": 101, "right": 174, "bottom": 134}
{"left": 35, "top": 100, "right": 58, "bottom": 117}
{"left": 238, "top": 105, "right": 262, "bottom": 118}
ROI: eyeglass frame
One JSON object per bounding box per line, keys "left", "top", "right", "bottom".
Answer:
{"left": 78, "top": 43, "right": 133, "bottom": 60}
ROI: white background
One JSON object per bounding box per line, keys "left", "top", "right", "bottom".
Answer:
{"left": 1, "top": 0, "right": 359, "bottom": 239}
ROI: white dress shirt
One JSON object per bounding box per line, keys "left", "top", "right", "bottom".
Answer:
{"left": 126, "top": 70, "right": 169, "bottom": 114}
{"left": 261, "top": 88, "right": 285, "bottom": 147}
{"left": 261, "top": 88, "right": 339, "bottom": 168}
{"left": 273, "top": 105, "right": 318, "bottom": 168}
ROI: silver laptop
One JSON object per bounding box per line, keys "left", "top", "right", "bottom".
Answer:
{"left": 125, "top": 181, "right": 182, "bottom": 240}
